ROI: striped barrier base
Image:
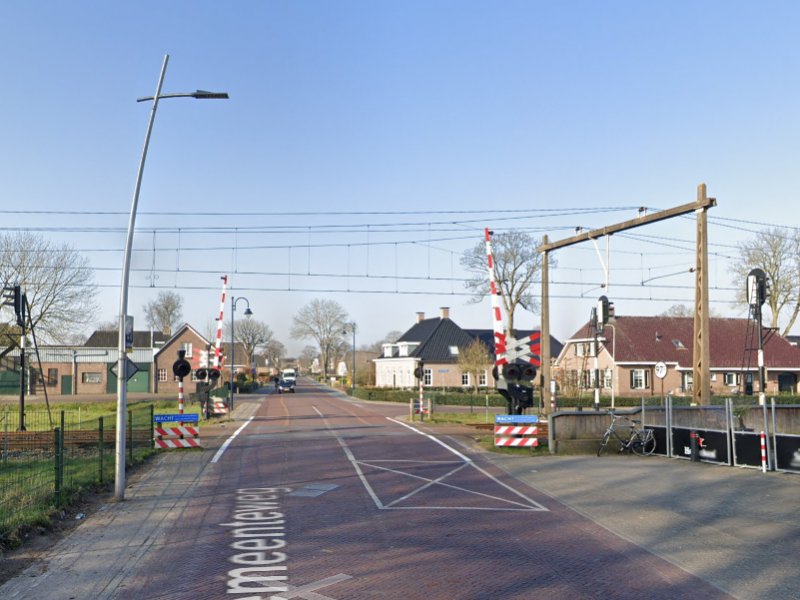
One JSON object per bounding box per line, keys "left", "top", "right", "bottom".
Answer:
{"left": 154, "top": 425, "right": 202, "bottom": 449}
{"left": 494, "top": 435, "right": 539, "bottom": 448}
{"left": 494, "top": 415, "right": 541, "bottom": 448}
{"left": 212, "top": 401, "right": 229, "bottom": 416}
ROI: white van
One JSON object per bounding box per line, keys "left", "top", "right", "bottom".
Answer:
{"left": 281, "top": 368, "right": 297, "bottom": 382}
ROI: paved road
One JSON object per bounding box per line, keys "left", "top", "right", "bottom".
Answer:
{"left": 2, "top": 380, "right": 787, "bottom": 598}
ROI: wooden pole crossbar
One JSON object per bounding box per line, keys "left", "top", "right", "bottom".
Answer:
{"left": 539, "top": 184, "right": 717, "bottom": 415}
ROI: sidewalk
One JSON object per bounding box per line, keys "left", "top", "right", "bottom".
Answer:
{"left": 485, "top": 452, "right": 800, "bottom": 600}
{"left": 0, "top": 398, "right": 261, "bottom": 600}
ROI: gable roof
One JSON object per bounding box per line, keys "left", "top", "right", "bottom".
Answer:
{"left": 154, "top": 324, "right": 211, "bottom": 356}
{"left": 561, "top": 316, "right": 800, "bottom": 369}
{"left": 84, "top": 329, "right": 169, "bottom": 348}
{"left": 387, "top": 317, "right": 561, "bottom": 364}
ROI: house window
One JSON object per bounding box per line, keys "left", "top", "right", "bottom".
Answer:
{"left": 461, "top": 373, "right": 470, "bottom": 386}
{"left": 479, "top": 370, "right": 487, "bottom": 386}
{"left": 157, "top": 369, "right": 168, "bottom": 382}
{"left": 724, "top": 373, "right": 739, "bottom": 386}
{"left": 182, "top": 342, "right": 193, "bottom": 358}
{"left": 603, "top": 368, "right": 612, "bottom": 390}
{"left": 682, "top": 372, "right": 693, "bottom": 392}
{"left": 575, "top": 343, "right": 595, "bottom": 357}
{"left": 449, "top": 346, "right": 459, "bottom": 356}
{"left": 630, "top": 369, "right": 650, "bottom": 390}
{"left": 82, "top": 372, "right": 102, "bottom": 384}
{"left": 47, "top": 368, "right": 58, "bottom": 386}
{"left": 423, "top": 368, "right": 432, "bottom": 386}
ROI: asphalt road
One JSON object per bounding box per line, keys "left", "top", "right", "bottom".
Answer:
{"left": 3, "top": 380, "right": 792, "bottom": 598}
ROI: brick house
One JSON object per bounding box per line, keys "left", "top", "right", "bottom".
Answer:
{"left": 555, "top": 316, "right": 800, "bottom": 398}
{"left": 2, "top": 329, "right": 168, "bottom": 396}
{"left": 153, "top": 324, "right": 251, "bottom": 395}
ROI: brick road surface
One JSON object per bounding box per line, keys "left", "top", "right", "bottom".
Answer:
{"left": 0, "top": 380, "right": 768, "bottom": 599}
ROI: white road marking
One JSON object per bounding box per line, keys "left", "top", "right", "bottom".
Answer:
{"left": 312, "top": 406, "right": 547, "bottom": 511}
{"left": 313, "top": 406, "right": 384, "bottom": 509}
{"left": 271, "top": 573, "right": 353, "bottom": 600}
{"left": 388, "top": 417, "right": 548, "bottom": 510}
{"left": 211, "top": 416, "right": 254, "bottom": 463}
{"left": 388, "top": 417, "right": 472, "bottom": 462}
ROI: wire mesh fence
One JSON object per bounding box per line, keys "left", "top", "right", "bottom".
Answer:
{"left": 0, "top": 404, "right": 155, "bottom": 543}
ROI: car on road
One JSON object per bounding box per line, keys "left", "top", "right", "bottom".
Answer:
{"left": 277, "top": 379, "right": 295, "bottom": 393}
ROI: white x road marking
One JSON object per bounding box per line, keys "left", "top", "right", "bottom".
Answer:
{"left": 271, "top": 573, "right": 353, "bottom": 600}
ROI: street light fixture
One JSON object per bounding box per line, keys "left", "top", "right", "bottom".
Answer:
{"left": 343, "top": 322, "right": 356, "bottom": 393}
{"left": 230, "top": 296, "right": 253, "bottom": 413}
{"left": 115, "top": 54, "right": 228, "bottom": 501}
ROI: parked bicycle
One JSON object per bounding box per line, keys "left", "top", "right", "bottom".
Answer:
{"left": 597, "top": 412, "right": 656, "bottom": 456}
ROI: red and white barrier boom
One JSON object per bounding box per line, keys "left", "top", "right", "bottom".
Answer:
{"left": 484, "top": 228, "right": 540, "bottom": 414}
{"left": 211, "top": 275, "right": 229, "bottom": 416}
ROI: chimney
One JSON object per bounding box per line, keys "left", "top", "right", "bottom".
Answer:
{"left": 417, "top": 312, "right": 425, "bottom": 323}
{"left": 441, "top": 307, "right": 450, "bottom": 319}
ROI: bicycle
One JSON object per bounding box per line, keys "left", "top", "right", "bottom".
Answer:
{"left": 597, "top": 412, "right": 656, "bottom": 456}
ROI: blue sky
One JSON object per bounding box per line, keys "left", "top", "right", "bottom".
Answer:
{"left": 1, "top": 1, "right": 799, "bottom": 354}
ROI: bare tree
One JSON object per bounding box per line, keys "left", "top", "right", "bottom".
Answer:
{"left": 460, "top": 230, "right": 553, "bottom": 334}
{"left": 731, "top": 227, "right": 800, "bottom": 335}
{"left": 263, "top": 339, "right": 286, "bottom": 372}
{"left": 143, "top": 291, "right": 184, "bottom": 335}
{"left": 227, "top": 318, "right": 273, "bottom": 369}
{"left": 291, "top": 299, "right": 349, "bottom": 378}
{"left": 660, "top": 304, "right": 722, "bottom": 318}
{"left": 0, "top": 231, "right": 97, "bottom": 343}
{"left": 458, "top": 338, "right": 492, "bottom": 395}
{"left": 368, "top": 330, "right": 404, "bottom": 353}
{"left": 299, "top": 345, "right": 318, "bottom": 374}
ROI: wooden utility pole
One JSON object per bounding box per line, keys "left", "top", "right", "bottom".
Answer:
{"left": 540, "top": 235, "right": 551, "bottom": 414}
{"left": 539, "top": 185, "right": 716, "bottom": 414}
{"left": 693, "top": 183, "right": 712, "bottom": 405}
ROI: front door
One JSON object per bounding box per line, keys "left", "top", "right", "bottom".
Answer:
{"left": 61, "top": 375, "right": 73, "bottom": 395}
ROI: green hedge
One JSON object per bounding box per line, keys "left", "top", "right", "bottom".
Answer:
{"left": 344, "top": 387, "right": 800, "bottom": 410}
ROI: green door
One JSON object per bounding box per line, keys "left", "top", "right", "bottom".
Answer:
{"left": 127, "top": 365, "right": 150, "bottom": 393}
{"left": 106, "top": 363, "right": 150, "bottom": 393}
{"left": 61, "top": 375, "right": 73, "bottom": 395}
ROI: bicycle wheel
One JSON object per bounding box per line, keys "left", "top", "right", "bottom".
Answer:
{"left": 641, "top": 429, "right": 656, "bottom": 455}
{"left": 631, "top": 429, "right": 656, "bottom": 456}
{"left": 597, "top": 430, "right": 611, "bottom": 456}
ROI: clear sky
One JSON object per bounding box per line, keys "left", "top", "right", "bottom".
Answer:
{"left": 1, "top": 1, "right": 799, "bottom": 355}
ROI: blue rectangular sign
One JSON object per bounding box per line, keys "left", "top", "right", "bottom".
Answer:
{"left": 154, "top": 414, "right": 199, "bottom": 423}
{"left": 495, "top": 415, "right": 539, "bottom": 425}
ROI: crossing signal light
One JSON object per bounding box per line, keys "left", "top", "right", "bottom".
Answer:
{"left": 501, "top": 361, "right": 536, "bottom": 382}
{"left": 195, "top": 368, "right": 208, "bottom": 381}
{"left": 208, "top": 368, "right": 221, "bottom": 381}
{"left": 520, "top": 364, "right": 537, "bottom": 380}
{"left": 502, "top": 363, "right": 521, "bottom": 380}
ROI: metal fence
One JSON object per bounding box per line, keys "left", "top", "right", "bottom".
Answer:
{"left": 0, "top": 404, "right": 154, "bottom": 542}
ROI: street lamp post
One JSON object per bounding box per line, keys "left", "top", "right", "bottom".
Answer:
{"left": 230, "top": 296, "right": 253, "bottom": 413}
{"left": 343, "top": 322, "right": 356, "bottom": 393}
{"left": 115, "top": 54, "right": 228, "bottom": 501}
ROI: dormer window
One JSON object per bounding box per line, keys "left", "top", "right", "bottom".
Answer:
{"left": 449, "top": 346, "right": 459, "bottom": 356}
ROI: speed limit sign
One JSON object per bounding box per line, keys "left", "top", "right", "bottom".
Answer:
{"left": 654, "top": 361, "right": 667, "bottom": 379}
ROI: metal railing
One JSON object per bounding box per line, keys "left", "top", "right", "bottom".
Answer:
{"left": 0, "top": 404, "right": 154, "bottom": 541}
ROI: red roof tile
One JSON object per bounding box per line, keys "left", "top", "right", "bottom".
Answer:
{"left": 566, "top": 316, "right": 800, "bottom": 369}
